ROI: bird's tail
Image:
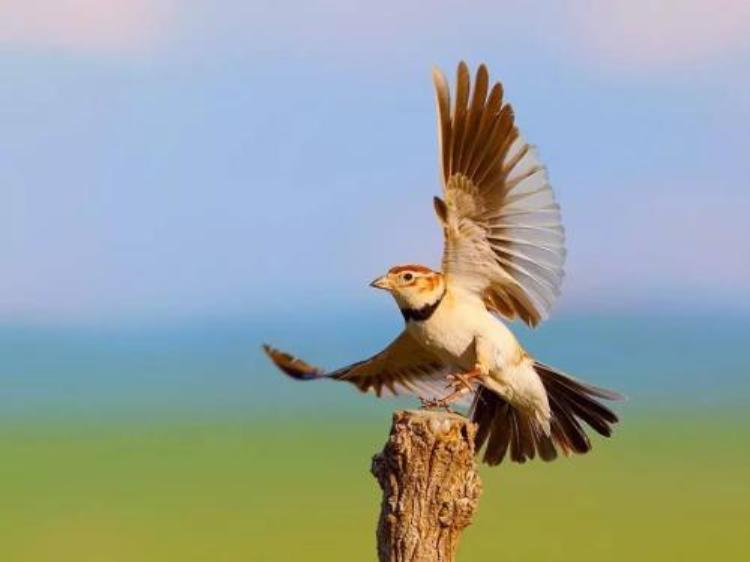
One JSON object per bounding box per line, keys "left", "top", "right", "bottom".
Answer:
{"left": 470, "top": 362, "right": 623, "bottom": 465}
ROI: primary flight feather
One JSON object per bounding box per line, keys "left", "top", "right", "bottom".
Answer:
{"left": 263, "top": 62, "right": 620, "bottom": 465}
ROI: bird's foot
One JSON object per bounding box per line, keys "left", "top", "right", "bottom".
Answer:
{"left": 418, "top": 368, "right": 483, "bottom": 412}
{"left": 419, "top": 396, "right": 456, "bottom": 413}
{"left": 445, "top": 367, "right": 482, "bottom": 394}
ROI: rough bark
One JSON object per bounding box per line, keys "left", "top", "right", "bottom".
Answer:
{"left": 371, "top": 410, "right": 482, "bottom": 562}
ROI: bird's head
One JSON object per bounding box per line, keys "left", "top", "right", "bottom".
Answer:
{"left": 370, "top": 264, "right": 446, "bottom": 313}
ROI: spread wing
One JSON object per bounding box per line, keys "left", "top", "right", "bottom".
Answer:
{"left": 263, "top": 331, "right": 466, "bottom": 402}
{"left": 433, "top": 62, "right": 565, "bottom": 327}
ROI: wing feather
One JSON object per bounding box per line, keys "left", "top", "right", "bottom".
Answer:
{"left": 459, "top": 64, "right": 488, "bottom": 172}
{"left": 433, "top": 62, "right": 566, "bottom": 326}
{"left": 263, "top": 332, "right": 470, "bottom": 405}
{"left": 449, "top": 62, "right": 471, "bottom": 177}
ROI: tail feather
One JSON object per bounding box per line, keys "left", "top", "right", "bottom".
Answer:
{"left": 543, "top": 374, "right": 619, "bottom": 424}
{"left": 536, "top": 362, "right": 622, "bottom": 438}
{"left": 471, "top": 362, "right": 622, "bottom": 465}
{"left": 536, "top": 361, "right": 623, "bottom": 401}
{"left": 549, "top": 393, "right": 591, "bottom": 454}
{"left": 555, "top": 385, "right": 614, "bottom": 437}
{"left": 484, "top": 401, "right": 512, "bottom": 465}
{"left": 471, "top": 387, "right": 496, "bottom": 451}
{"left": 535, "top": 426, "right": 558, "bottom": 462}
{"left": 509, "top": 411, "right": 525, "bottom": 463}
{"left": 514, "top": 413, "right": 536, "bottom": 462}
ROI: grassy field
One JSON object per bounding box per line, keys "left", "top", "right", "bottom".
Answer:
{"left": 1, "top": 411, "right": 748, "bottom": 562}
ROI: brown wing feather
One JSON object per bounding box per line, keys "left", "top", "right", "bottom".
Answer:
{"left": 433, "top": 62, "right": 566, "bottom": 327}
{"left": 263, "top": 332, "right": 457, "bottom": 401}
{"left": 262, "top": 344, "right": 325, "bottom": 380}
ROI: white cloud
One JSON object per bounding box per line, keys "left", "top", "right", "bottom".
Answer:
{"left": 2, "top": 1, "right": 749, "bottom": 71}
{"left": 0, "top": 0, "right": 176, "bottom": 55}
{"left": 180, "top": 0, "right": 750, "bottom": 72}
{"left": 563, "top": 0, "right": 750, "bottom": 70}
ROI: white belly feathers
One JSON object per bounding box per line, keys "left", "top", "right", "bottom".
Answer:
{"left": 406, "top": 290, "right": 517, "bottom": 371}
{"left": 406, "top": 289, "right": 550, "bottom": 421}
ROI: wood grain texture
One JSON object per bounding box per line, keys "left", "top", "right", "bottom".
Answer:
{"left": 371, "top": 410, "right": 482, "bottom": 562}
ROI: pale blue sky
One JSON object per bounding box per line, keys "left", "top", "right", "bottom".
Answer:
{"left": 2, "top": 1, "right": 749, "bottom": 324}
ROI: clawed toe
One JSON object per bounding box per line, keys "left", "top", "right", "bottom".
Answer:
{"left": 419, "top": 396, "right": 435, "bottom": 409}
{"left": 419, "top": 397, "right": 455, "bottom": 413}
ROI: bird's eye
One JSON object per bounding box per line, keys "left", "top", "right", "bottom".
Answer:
{"left": 403, "top": 273, "right": 413, "bottom": 281}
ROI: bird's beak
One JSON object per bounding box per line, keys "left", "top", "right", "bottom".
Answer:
{"left": 369, "top": 275, "right": 391, "bottom": 291}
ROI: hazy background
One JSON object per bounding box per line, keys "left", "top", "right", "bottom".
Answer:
{"left": 1, "top": 1, "right": 749, "bottom": 561}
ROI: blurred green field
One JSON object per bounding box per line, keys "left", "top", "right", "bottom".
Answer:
{"left": 1, "top": 411, "right": 748, "bottom": 562}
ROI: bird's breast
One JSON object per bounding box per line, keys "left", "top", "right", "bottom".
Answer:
{"left": 406, "top": 298, "right": 481, "bottom": 368}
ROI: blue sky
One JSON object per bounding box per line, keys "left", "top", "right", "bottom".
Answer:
{"left": 2, "top": 1, "right": 749, "bottom": 324}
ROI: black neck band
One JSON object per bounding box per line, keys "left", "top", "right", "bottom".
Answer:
{"left": 400, "top": 290, "right": 446, "bottom": 323}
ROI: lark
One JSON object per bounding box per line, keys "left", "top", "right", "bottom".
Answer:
{"left": 263, "top": 62, "right": 621, "bottom": 465}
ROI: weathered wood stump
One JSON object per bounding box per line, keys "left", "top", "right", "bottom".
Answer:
{"left": 371, "top": 410, "right": 482, "bottom": 562}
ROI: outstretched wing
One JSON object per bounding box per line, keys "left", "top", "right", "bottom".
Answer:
{"left": 263, "top": 331, "right": 461, "bottom": 401}
{"left": 433, "top": 62, "right": 565, "bottom": 327}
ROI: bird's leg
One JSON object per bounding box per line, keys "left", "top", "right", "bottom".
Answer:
{"left": 418, "top": 367, "right": 483, "bottom": 412}
{"left": 446, "top": 366, "right": 483, "bottom": 394}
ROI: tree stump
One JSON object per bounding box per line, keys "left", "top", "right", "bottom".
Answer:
{"left": 371, "top": 410, "right": 482, "bottom": 562}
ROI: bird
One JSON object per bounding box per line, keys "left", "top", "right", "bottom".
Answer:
{"left": 263, "top": 61, "right": 621, "bottom": 465}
